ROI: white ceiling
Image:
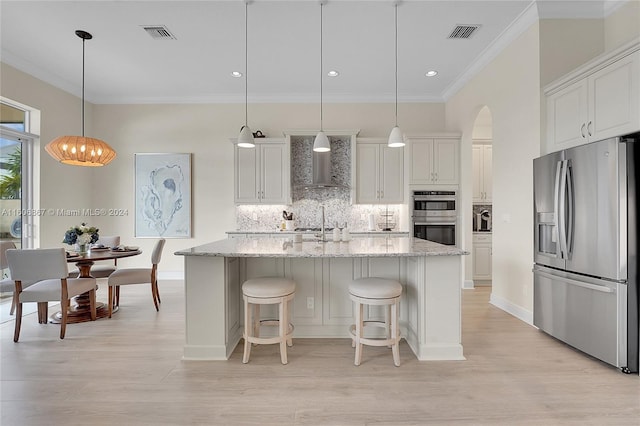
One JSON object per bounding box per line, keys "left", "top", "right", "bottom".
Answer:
{"left": 0, "top": 0, "right": 625, "bottom": 104}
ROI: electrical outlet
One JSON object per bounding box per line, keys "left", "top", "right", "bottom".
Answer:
{"left": 252, "top": 212, "right": 258, "bottom": 221}
{"left": 306, "top": 297, "right": 314, "bottom": 309}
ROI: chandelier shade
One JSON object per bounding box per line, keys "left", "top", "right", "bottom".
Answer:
{"left": 237, "top": 125, "right": 255, "bottom": 148}
{"left": 313, "top": 1, "right": 330, "bottom": 153}
{"left": 237, "top": 1, "right": 255, "bottom": 148}
{"left": 45, "top": 136, "right": 117, "bottom": 167}
{"left": 388, "top": 3, "right": 405, "bottom": 148}
{"left": 313, "top": 131, "right": 330, "bottom": 153}
{"left": 46, "top": 30, "right": 116, "bottom": 166}
{"left": 388, "top": 126, "right": 405, "bottom": 148}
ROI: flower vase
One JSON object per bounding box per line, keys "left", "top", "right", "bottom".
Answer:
{"left": 76, "top": 243, "right": 88, "bottom": 256}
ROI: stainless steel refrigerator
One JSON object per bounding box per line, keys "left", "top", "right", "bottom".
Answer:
{"left": 533, "top": 134, "right": 638, "bottom": 373}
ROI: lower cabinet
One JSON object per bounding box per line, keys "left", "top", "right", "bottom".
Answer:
{"left": 473, "top": 233, "right": 492, "bottom": 281}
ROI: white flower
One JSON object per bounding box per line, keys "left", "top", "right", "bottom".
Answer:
{"left": 77, "top": 233, "right": 92, "bottom": 245}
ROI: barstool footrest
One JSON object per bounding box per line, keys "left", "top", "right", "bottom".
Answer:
{"left": 246, "top": 320, "right": 294, "bottom": 345}
{"left": 349, "top": 323, "right": 400, "bottom": 347}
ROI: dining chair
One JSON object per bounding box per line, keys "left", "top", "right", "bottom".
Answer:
{"left": 107, "top": 239, "right": 165, "bottom": 317}
{"left": 6, "top": 247, "right": 97, "bottom": 342}
{"left": 68, "top": 235, "right": 121, "bottom": 278}
{"left": 0, "top": 241, "right": 18, "bottom": 315}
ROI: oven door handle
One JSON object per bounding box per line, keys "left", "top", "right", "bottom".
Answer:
{"left": 413, "top": 222, "right": 456, "bottom": 226}
{"left": 413, "top": 197, "right": 456, "bottom": 202}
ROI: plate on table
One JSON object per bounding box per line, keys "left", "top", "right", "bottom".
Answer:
{"left": 111, "top": 246, "right": 139, "bottom": 252}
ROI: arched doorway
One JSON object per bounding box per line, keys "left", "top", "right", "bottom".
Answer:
{"left": 471, "top": 106, "right": 492, "bottom": 286}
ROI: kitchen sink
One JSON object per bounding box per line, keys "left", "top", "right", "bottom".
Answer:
{"left": 295, "top": 227, "right": 334, "bottom": 232}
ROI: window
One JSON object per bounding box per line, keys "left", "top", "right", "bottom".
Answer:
{"left": 1, "top": 100, "right": 37, "bottom": 249}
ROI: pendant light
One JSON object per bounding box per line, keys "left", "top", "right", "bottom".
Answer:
{"left": 237, "top": 0, "right": 255, "bottom": 148}
{"left": 45, "top": 30, "right": 117, "bottom": 166}
{"left": 313, "top": 1, "right": 330, "bottom": 152}
{"left": 388, "top": 2, "right": 405, "bottom": 148}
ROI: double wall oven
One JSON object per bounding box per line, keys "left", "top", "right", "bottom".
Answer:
{"left": 412, "top": 190, "right": 457, "bottom": 246}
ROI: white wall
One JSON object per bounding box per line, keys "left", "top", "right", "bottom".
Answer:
{"left": 0, "top": 61, "right": 447, "bottom": 274}
{"left": 538, "top": 19, "right": 604, "bottom": 87}
{"left": 93, "top": 102, "right": 445, "bottom": 272}
{"left": 604, "top": 1, "right": 640, "bottom": 52}
{"left": 446, "top": 23, "right": 541, "bottom": 321}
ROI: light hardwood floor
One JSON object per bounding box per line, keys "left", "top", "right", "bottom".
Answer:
{"left": 1, "top": 281, "right": 638, "bottom": 425}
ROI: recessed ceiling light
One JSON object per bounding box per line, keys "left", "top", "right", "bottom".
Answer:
{"left": 231, "top": 71, "right": 243, "bottom": 78}
{"left": 327, "top": 70, "right": 339, "bottom": 77}
{"left": 426, "top": 70, "right": 438, "bottom": 77}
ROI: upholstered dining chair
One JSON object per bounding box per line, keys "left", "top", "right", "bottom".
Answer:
{"left": 107, "top": 239, "right": 165, "bottom": 317}
{"left": 6, "top": 247, "right": 97, "bottom": 342}
{"left": 68, "top": 235, "right": 121, "bottom": 279}
{"left": 0, "top": 241, "right": 18, "bottom": 315}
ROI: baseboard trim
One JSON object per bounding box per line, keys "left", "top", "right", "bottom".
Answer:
{"left": 463, "top": 279, "right": 475, "bottom": 289}
{"left": 489, "top": 292, "right": 533, "bottom": 325}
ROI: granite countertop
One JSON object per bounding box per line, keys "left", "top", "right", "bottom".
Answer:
{"left": 176, "top": 236, "right": 468, "bottom": 258}
{"left": 226, "top": 230, "right": 410, "bottom": 235}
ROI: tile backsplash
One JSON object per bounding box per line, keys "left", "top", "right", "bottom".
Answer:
{"left": 236, "top": 203, "right": 406, "bottom": 232}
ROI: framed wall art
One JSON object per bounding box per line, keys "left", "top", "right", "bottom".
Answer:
{"left": 134, "top": 153, "right": 191, "bottom": 238}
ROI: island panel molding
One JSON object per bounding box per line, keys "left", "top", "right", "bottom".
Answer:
{"left": 176, "top": 236, "right": 467, "bottom": 361}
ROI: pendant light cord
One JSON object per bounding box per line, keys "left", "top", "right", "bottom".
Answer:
{"left": 245, "top": 1, "right": 249, "bottom": 127}
{"left": 81, "top": 36, "right": 86, "bottom": 137}
{"left": 394, "top": 3, "right": 398, "bottom": 127}
{"left": 320, "top": 2, "right": 324, "bottom": 132}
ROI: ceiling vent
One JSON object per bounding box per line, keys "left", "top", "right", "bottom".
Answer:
{"left": 142, "top": 25, "right": 176, "bottom": 40}
{"left": 448, "top": 24, "right": 480, "bottom": 39}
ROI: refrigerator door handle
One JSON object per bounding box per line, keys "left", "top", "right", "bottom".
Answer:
{"left": 565, "top": 160, "right": 574, "bottom": 258}
{"left": 558, "top": 160, "right": 568, "bottom": 259}
{"left": 535, "top": 269, "right": 615, "bottom": 293}
{"left": 554, "top": 160, "right": 563, "bottom": 257}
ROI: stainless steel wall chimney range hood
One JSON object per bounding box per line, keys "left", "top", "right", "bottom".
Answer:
{"left": 290, "top": 135, "right": 351, "bottom": 190}
{"left": 308, "top": 150, "right": 344, "bottom": 189}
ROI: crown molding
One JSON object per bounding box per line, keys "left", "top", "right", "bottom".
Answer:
{"left": 90, "top": 92, "right": 444, "bottom": 105}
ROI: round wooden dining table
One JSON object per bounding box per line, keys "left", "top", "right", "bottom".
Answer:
{"left": 51, "top": 248, "right": 142, "bottom": 323}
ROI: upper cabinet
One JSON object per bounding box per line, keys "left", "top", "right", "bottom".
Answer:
{"left": 408, "top": 137, "right": 459, "bottom": 186}
{"left": 356, "top": 140, "right": 404, "bottom": 204}
{"left": 545, "top": 42, "right": 639, "bottom": 154}
{"left": 233, "top": 138, "right": 290, "bottom": 204}
{"left": 472, "top": 143, "right": 492, "bottom": 203}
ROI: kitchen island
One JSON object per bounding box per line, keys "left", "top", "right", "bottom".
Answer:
{"left": 175, "top": 236, "right": 468, "bottom": 361}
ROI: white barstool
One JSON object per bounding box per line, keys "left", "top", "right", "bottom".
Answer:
{"left": 349, "top": 277, "right": 402, "bottom": 367}
{"left": 242, "top": 277, "right": 296, "bottom": 364}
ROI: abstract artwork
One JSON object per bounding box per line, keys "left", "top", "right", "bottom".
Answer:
{"left": 135, "top": 153, "right": 191, "bottom": 238}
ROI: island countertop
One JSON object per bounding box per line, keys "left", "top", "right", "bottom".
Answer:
{"left": 175, "top": 236, "right": 468, "bottom": 258}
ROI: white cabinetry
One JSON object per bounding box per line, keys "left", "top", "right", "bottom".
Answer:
{"left": 408, "top": 137, "right": 459, "bottom": 186}
{"left": 473, "top": 233, "right": 492, "bottom": 281}
{"left": 356, "top": 140, "right": 404, "bottom": 204}
{"left": 233, "top": 138, "right": 290, "bottom": 204}
{"left": 545, "top": 44, "right": 639, "bottom": 154}
{"left": 472, "top": 143, "right": 492, "bottom": 203}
